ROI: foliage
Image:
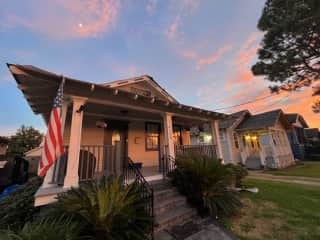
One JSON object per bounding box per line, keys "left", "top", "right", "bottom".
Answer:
{"left": 0, "top": 217, "right": 86, "bottom": 240}
{"left": 170, "top": 153, "right": 242, "bottom": 218}
{"left": 225, "top": 163, "right": 248, "bottom": 188}
{"left": 312, "top": 99, "right": 320, "bottom": 113}
{"left": 0, "top": 136, "right": 9, "bottom": 145}
{"left": 53, "top": 176, "right": 152, "bottom": 240}
{"left": 252, "top": 0, "right": 320, "bottom": 93}
{"left": 7, "top": 125, "right": 42, "bottom": 157}
{"left": 0, "top": 177, "right": 43, "bottom": 230}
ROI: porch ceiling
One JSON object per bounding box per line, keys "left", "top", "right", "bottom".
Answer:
{"left": 8, "top": 64, "right": 229, "bottom": 123}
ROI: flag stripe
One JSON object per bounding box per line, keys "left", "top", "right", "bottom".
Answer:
{"left": 39, "top": 81, "right": 64, "bottom": 177}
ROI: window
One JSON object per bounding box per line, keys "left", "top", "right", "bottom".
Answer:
{"left": 173, "top": 125, "right": 182, "bottom": 145}
{"left": 233, "top": 133, "right": 239, "bottom": 149}
{"left": 145, "top": 122, "right": 160, "bottom": 151}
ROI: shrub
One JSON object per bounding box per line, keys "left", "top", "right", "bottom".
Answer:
{"left": 0, "top": 177, "right": 43, "bottom": 230}
{"left": 0, "top": 217, "right": 86, "bottom": 240}
{"left": 53, "top": 176, "right": 152, "bottom": 240}
{"left": 225, "top": 163, "right": 248, "bottom": 188}
{"left": 170, "top": 153, "right": 242, "bottom": 218}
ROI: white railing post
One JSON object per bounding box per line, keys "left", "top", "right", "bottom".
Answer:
{"left": 162, "top": 112, "right": 175, "bottom": 158}
{"left": 63, "top": 97, "right": 87, "bottom": 188}
{"left": 210, "top": 120, "right": 223, "bottom": 162}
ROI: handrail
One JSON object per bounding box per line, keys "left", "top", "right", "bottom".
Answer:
{"left": 161, "top": 154, "right": 176, "bottom": 177}
{"left": 124, "top": 158, "right": 154, "bottom": 239}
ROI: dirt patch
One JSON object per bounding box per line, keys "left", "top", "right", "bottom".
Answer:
{"left": 230, "top": 198, "right": 295, "bottom": 240}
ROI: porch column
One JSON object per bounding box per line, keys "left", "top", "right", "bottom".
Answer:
{"left": 162, "top": 112, "right": 175, "bottom": 158}
{"left": 210, "top": 120, "right": 223, "bottom": 162}
{"left": 64, "top": 97, "right": 87, "bottom": 188}
{"left": 41, "top": 100, "right": 69, "bottom": 188}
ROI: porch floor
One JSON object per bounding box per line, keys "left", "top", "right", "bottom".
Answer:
{"left": 141, "top": 166, "right": 163, "bottom": 182}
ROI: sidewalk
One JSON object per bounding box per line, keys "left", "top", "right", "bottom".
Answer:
{"left": 247, "top": 171, "right": 320, "bottom": 187}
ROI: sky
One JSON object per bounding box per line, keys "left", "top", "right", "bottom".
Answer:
{"left": 0, "top": 0, "right": 319, "bottom": 136}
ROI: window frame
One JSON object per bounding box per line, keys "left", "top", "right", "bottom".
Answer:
{"left": 145, "top": 122, "right": 160, "bottom": 151}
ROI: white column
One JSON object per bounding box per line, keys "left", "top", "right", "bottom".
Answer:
{"left": 64, "top": 97, "right": 86, "bottom": 188}
{"left": 162, "top": 112, "right": 175, "bottom": 158}
{"left": 211, "top": 120, "right": 223, "bottom": 162}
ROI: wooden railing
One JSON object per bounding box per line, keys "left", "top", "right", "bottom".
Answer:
{"left": 175, "top": 144, "right": 217, "bottom": 159}
{"left": 51, "top": 144, "right": 120, "bottom": 184}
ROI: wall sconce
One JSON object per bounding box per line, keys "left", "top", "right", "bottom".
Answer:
{"left": 252, "top": 136, "right": 258, "bottom": 140}
{"left": 245, "top": 135, "right": 251, "bottom": 140}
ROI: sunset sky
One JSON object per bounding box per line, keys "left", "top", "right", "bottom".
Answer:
{"left": 0, "top": 0, "right": 319, "bottom": 136}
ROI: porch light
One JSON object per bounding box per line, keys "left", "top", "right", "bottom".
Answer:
{"left": 204, "top": 134, "right": 212, "bottom": 142}
{"left": 245, "top": 135, "right": 251, "bottom": 140}
{"left": 252, "top": 136, "right": 258, "bottom": 140}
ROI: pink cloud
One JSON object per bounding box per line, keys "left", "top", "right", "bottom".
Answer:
{"left": 164, "top": 16, "right": 180, "bottom": 40}
{"left": 146, "top": 0, "right": 158, "bottom": 14}
{"left": 196, "top": 45, "right": 232, "bottom": 70}
{"left": 2, "top": 0, "right": 120, "bottom": 39}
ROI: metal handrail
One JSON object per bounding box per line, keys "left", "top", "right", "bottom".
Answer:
{"left": 124, "top": 158, "right": 154, "bottom": 239}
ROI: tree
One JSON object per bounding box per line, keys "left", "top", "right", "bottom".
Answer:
{"left": 7, "top": 126, "right": 43, "bottom": 157}
{"left": 252, "top": 0, "right": 320, "bottom": 93}
{"left": 312, "top": 99, "right": 320, "bottom": 113}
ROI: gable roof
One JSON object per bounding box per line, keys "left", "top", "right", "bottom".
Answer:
{"left": 219, "top": 110, "right": 250, "bottom": 129}
{"left": 285, "top": 113, "right": 309, "bottom": 128}
{"left": 236, "top": 109, "right": 291, "bottom": 131}
{"left": 101, "top": 75, "right": 179, "bottom": 104}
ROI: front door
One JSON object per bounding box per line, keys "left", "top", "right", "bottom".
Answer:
{"left": 104, "top": 120, "right": 128, "bottom": 175}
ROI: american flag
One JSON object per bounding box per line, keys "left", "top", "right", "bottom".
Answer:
{"left": 39, "top": 80, "right": 64, "bottom": 177}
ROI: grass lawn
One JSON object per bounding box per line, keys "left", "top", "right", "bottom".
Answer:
{"left": 266, "top": 161, "right": 320, "bottom": 178}
{"left": 226, "top": 179, "right": 320, "bottom": 240}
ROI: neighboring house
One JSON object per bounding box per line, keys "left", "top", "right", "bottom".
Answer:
{"left": 304, "top": 128, "right": 320, "bottom": 143}
{"left": 8, "top": 64, "right": 225, "bottom": 206}
{"left": 285, "top": 113, "right": 309, "bottom": 160}
{"left": 24, "top": 146, "right": 41, "bottom": 176}
{"left": 219, "top": 109, "right": 295, "bottom": 169}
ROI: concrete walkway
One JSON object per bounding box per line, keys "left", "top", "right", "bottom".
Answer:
{"left": 155, "top": 217, "right": 237, "bottom": 240}
{"left": 248, "top": 171, "right": 320, "bottom": 187}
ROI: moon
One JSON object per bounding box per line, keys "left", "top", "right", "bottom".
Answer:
{"left": 78, "top": 23, "right": 83, "bottom": 28}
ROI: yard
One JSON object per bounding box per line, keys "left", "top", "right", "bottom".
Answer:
{"left": 266, "top": 161, "right": 320, "bottom": 178}
{"left": 226, "top": 179, "right": 320, "bottom": 240}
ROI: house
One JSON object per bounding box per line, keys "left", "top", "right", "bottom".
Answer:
{"left": 304, "top": 128, "right": 320, "bottom": 143}
{"left": 219, "top": 109, "right": 295, "bottom": 169}
{"left": 285, "top": 113, "right": 309, "bottom": 160}
{"left": 24, "top": 146, "right": 42, "bottom": 176}
{"left": 8, "top": 64, "right": 226, "bottom": 206}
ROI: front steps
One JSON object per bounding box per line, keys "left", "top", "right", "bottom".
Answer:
{"left": 150, "top": 180, "right": 197, "bottom": 233}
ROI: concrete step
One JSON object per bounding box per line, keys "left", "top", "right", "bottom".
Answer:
{"left": 155, "top": 206, "right": 197, "bottom": 232}
{"left": 154, "top": 188, "right": 181, "bottom": 202}
{"left": 154, "top": 195, "right": 187, "bottom": 215}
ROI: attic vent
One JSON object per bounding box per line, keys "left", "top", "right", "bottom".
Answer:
{"left": 131, "top": 87, "right": 151, "bottom": 97}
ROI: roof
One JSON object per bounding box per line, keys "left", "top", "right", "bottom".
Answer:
{"left": 219, "top": 110, "right": 250, "bottom": 129}
{"left": 101, "top": 75, "right": 179, "bottom": 104}
{"left": 236, "top": 109, "right": 291, "bottom": 131}
{"left": 285, "top": 113, "right": 309, "bottom": 128}
{"left": 7, "top": 64, "right": 229, "bottom": 122}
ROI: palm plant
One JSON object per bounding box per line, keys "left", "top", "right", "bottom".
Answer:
{"left": 0, "top": 217, "right": 85, "bottom": 240}
{"left": 54, "top": 176, "right": 152, "bottom": 240}
{"left": 171, "top": 153, "right": 242, "bottom": 218}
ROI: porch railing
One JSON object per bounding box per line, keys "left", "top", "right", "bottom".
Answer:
{"left": 175, "top": 144, "right": 217, "bottom": 159}
{"left": 51, "top": 144, "right": 120, "bottom": 185}
{"left": 160, "top": 144, "right": 217, "bottom": 177}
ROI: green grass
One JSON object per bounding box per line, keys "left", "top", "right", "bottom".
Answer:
{"left": 266, "top": 161, "right": 320, "bottom": 178}
{"left": 227, "top": 179, "right": 320, "bottom": 240}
